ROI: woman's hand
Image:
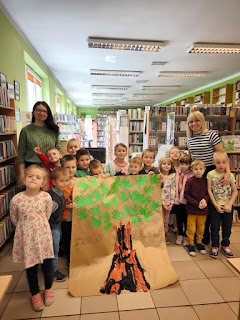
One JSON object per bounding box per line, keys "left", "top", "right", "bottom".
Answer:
{"left": 33, "top": 142, "right": 42, "bottom": 155}
{"left": 219, "top": 172, "right": 230, "bottom": 187}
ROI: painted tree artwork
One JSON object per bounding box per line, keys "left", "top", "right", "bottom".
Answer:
{"left": 68, "top": 175, "right": 179, "bottom": 297}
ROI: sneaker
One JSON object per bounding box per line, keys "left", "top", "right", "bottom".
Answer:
{"left": 183, "top": 237, "right": 189, "bottom": 247}
{"left": 210, "top": 247, "right": 219, "bottom": 259}
{"left": 221, "top": 246, "right": 234, "bottom": 258}
{"left": 196, "top": 243, "right": 206, "bottom": 255}
{"left": 165, "top": 234, "right": 170, "bottom": 245}
{"left": 44, "top": 287, "right": 54, "bottom": 306}
{"left": 53, "top": 270, "right": 67, "bottom": 282}
{"left": 175, "top": 235, "right": 183, "bottom": 245}
{"left": 31, "top": 293, "right": 44, "bottom": 311}
{"left": 188, "top": 245, "right": 196, "bottom": 257}
{"left": 168, "top": 224, "right": 177, "bottom": 235}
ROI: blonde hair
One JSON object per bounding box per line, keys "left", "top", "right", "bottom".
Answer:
{"left": 187, "top": 111, "right": 207, "bottom": 138}
{"left": 191, "top": 159, "right": 205, "bottom": 169}
{"left": 213, "top": 150, "right": 228, "bottom": 161}
{"left": 169, "top": 146, "right": 180, "bottom": 156}
{"left": 67, "top": 138, "right": 80, "bottom": 148}
{"left": 51, "top": 167, "right": 69, "bottom": 180}
{"left": 24, "top": 165, "right": 48, "bottom": 190}
{"left": 159, "top": 157, "right": 176, "bottom": 174}
{"left": 129, "top": 157, "right": 142, "bottom": 166}
{"left": 114, "top": 143, "right": 127, "bottom": 153}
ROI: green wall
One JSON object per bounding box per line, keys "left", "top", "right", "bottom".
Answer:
{"left": 159, "top": 73, "right": 240, "bottom": 106}
{"left": 0, "top": 10, "right": 76, "bottom": 137}
{"left": 76, "top": 107, "right": 98, "bottom": 119}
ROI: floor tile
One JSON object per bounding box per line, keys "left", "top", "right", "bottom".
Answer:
{"left": 229, "top": 230, "right": 240, "bottom": 244}
{"left": 157, "top": 306, "right": 199, "bottom": 320}
{"left": 228, "top": 302, "right": 240, "bottom": 316}
{"left": 0, "top": 292, "right": 12, "bottom": 318}
{"left": 195, "top": 259, "right": 235, "bottom": 278}
{"left": 41, "top": 289, "right": 81, "bottom": 317}
{"left": 0, "top": 241, "right": 12, "bottom": 256}
{"left": 120, "top": 308, "right": 159, "bottom": 320}
{"left": 117, "top": 291, "right": 154, "bottom": 311}
{"left": 232, "top": 243, "right": 240, "bottom": 252}
{"left": 80, "top": 312, "right": 118, "bottom": 320}
{"left": 171, "top": 261, "right": 206, "bottom": 280}
{"left": 179, "top": 279, "right": 224, "bottom": 305}
{"left": 150, "top": 282, "right": 190, "bottom": 307}
{"left": 209, "top": 277, "right": 240, "bottom": 302}
{"left": 14, "top": 269, "right": 39, "bottom": 292}
{"left": 81, "top": 294, "right": 118, "bottom": 314}
{"left": 218, "top": 245, "right": 240, "bottom": 259}
{"left": 44, "top": 316, "right": 80, "bottom": 320}
{"left": 1, "top": 291, "right": 42, "bottom": 319}
{"left": 194, "top": 303, "right": 237, "bottom": 320}
{"left": 0, "top": 255, "right": 24, "bottom": 272}
{"left": 0, "top": 271, "right": 23, "bottom": 293}
{"left": 167, "top": 246, "right": 192, "bottom": 262}
{"left": 222, "top": 259, "right": 240, "bottom": 277}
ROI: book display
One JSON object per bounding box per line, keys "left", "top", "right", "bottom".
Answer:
{"left": 194, "top": 91, "right": 210, "bottom": 104}
{"left": 235, "top": 80, "right": 240, "bottom": 105}
{"left": 56, "top": 113, "right": 78, "bottom": 140}
{"left": 96, "top": 109, "right": 117, "bottom": 148}
{"left": 128, "top": 108, "right": 144, "bottom": 156}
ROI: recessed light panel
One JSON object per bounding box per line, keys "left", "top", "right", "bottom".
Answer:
{"left": 187, "top": 43, "right": 240, "bottom": 54}
{"left": 92, "top": 93, "right": 124, "bottom": 97}
{"left": 91, "top": 85, "right": 130, "bottom": 91}
{"left": 136, "top": 80, "right": 149, "bottom": 83}
{"left": 90, "top": 69, "right": 141, "bottom": 77}
{"left": 157, "top": 72, "right": 207, "bottom": 78}
{"left": 152, "top": 61, "right": 168, "bottom": 65}
{"left": 133, "top": 94, "right": 163, "bottom": 98}
{"left": 141, "top": 86, "right": 179, "bottom": 91}
{"left": 88, "top": 37, "right": 165, "bottom": 52}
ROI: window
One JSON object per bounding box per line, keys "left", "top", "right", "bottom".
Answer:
{"left": 55, "top": 92, "right": 60, "bottom": 114}
{"left": 25, "top": 66, "right": 42, "bottom": 111}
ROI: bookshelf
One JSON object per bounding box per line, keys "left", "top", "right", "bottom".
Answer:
{"left": 96, "top": 109, "right": 117, "bottom": 148}
{"left": 212, "top": 84, "right": 233, "bottom": 105}
{"left": 235, "top": 81, "right": 240, "bottom": 105}
{"left": 181, "top": 97, "right": 194, "bottom": 106}
{"left": 56, "top": 113, "right": 79, "bottom": 140}
{"left": 128, "top": 108, "right": 144, "bottom": 157}
{"left": 194, "top": 91, "right": 210, "bottom": 104}
{"left": 0, "top": 102, "right": 19, "bottom": 248}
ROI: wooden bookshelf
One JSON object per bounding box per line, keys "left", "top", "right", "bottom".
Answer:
{"left": 212, "top": 84, "right": 233, "bottom": 105}
{"left": 194, "top": 91, "right": 210, "bottom": 104}
{"left": 235, "top": 80, "right": 240, "bottom": 105}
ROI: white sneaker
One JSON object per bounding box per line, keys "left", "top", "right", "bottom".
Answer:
{"left": 175, "top": 235, "right": 183, "bottom": 245}
{"left": 183, "top": 237, "right": 189, "bottom": 247}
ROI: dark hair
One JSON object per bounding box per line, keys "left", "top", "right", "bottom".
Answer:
{"left": 76, "top": 149, "right": 90, "bottom": 162}
{"left": 61, "top": 155, "right": 77, "bottom": 167}
{"left": 51, "top": 167, "right": 68, "bottom": 180}
{"left": 32, "top": 101, "right": 60, "bottom": 135}
{"left": 180, "top": 154, "right": 191, "bottom": 164}
{"left": 142, "top": 149, "right": 154, "bottom": 158}
{"left": 114, "top": 143, "right": 127, "bottom": 153}
{"left": 89, "top": 159, "right": 102, "bottom": 171}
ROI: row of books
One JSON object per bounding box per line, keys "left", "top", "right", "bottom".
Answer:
{"left": 56, "top": 114, "right": 76, "bottom": 122}
{"left": 0, "top": 115, "right": 16, "bottom": 134}
{"left": 59, "top": 133, "right": 73, "bottom": 140}
{"left": 150, "top": 121, "right": 166, "bottom": 131}
{"left": 129, "top": 134, "right": 143, "bottom": 144}
{"left": 150, "top": 105, "right": 231, "bottom": 116}
{"left": 0, "top": 140, "right": 17, "bottom": 160}
{"left": 206, "top": 121, "right": 229, "bottom": 132}
{"left": 149, "top": 135, "right": 165, "bottom": 146}
{"left": 0, "top": 164, "right": 16, "bottom": 188}
{"left": 233, "top": 210, "right": 239, "bottom": 223}
{"left": 235, "top": 107, "right": 240, "bottom": 117}
{"left": 98, "top": 110, "right": 117, "bottom": 116}
{"left": 175, "top": 137, "right": 188, "bottom": 147}
{"left": 129, "top": 145, "right": 143, "bottom": 154}
{"left": 58, "top": 124, "right": 71, "bottom": 131}
{"left": 236, "top": 121, "right": 240, "bottom": 130}
{"left": 233, "top": 174, "right": 240, "bottom": 187}
{"left": 175, "top": 121, "right": 188, "bottom": 132}
{"left": 129, "top": 121, "right": 144, "bottom": 131}
{"left": 128, "top": 108, "right": 143, "bottom": 119}
{"left": 229, "top": 155, "right": 240, "bottom": 170}
{"left": 0, "top": 185, "right": 21, "bottom": 217}
{"left": 234, "top": 190, "right": 240, "bottom": 205}
{"left": 0, "top": 215, "right": 14, "bottom": 245}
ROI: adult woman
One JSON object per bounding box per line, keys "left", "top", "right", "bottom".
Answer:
{"left": 18, "top": 101, "right": 60, "bottom": 182}
{"left": 186, "top": 110, "right": 230, "bottom": 244}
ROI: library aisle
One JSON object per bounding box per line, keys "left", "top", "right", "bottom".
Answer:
{"left": 0, "top": 228, "right": 239, "bottom": 320}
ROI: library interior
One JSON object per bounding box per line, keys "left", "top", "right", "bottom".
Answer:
{"left": 0, "top": 0, "right": 240, "bottom": 319}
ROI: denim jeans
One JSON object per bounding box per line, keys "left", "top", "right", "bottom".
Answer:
{"left": 51, "top": 225, "right": 62, "bottom": 274}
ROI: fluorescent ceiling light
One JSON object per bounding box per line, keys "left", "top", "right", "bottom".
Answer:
{"left": 92, "top": 99, "right": 118, "bottom": 103}
{"left": 91, "top": 85, "right": 130, "bottom": 90}
{"left": 133, "top": 94, "right": 163, "bottom": 98}
{"left": 141, "top": 86, "right": 179, "bottom": 91}
{"left": 92, "top": 93, "right": 124, "bottom": 97}
{"left": 127, "top": 100, "right": 151, "bottom": 103}
{"left": 187, "top": 43, "right": 240, "bottom": 54}
{"left": 90, "top": 69, "right": 141, "bottom": 77}
{"left": 157, "top": 71, "right": 207, "bottom": 78}
{"left": 152, "top": 61, "right": 168, "bottom": 65}
{"left": 88, "top": 37, "right": 165, "bottom": 52}
{"left": 136, "top": 80, "right": 149, "bottom": 83}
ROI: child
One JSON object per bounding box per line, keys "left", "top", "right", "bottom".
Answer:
{"left": 207, "top": 151, "right": 238, "bottom": 258}
{"left": 159, "top": 157, "right": 176, "bottom": 244}
{"left": 75, "top": 149, "right": 91, "bottom": 177}
{"left": 116, "top": 157, "right": 143, "bottom": 176}
{"left": 89, "top": 159, "right": 110, "bottom": 178}
{"left": 48, "top": 167, "right": 69, "bottom": 281}
{"left": 61, "top": 155, "right": 78, "bottom": 267}
{"left": 67, "top": 138, "right": 81, "bottom": 157}
{"left": 184, "top": 160, "right": 209, "bottom": 256}
{"left": 10, "top": 165, "right": 54, "bottom": 311}
{"left": 139, "top": 149, "right": 160, "bottom": 175}
{"left": 33, "top": 143, "right": 62, "bottom": 189}
{"left": 104, "top": 143, "right": 128, "bottom": 176}
{"left": 168, "top": 147, "right": 181, "bottom": 234}
{"left": 174, "top": 154, "right": 192, "bottom": 246}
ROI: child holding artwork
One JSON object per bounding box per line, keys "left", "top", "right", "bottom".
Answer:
{"left": 139, "top": 149, "right": 160, "bottom": 175}
{"left": 174, "top": 154, "right": 192, "bottom": 246}
{"left": 159, "top": 157, "right": 176, "bottom": 244}
{"left": 89, "top": 159, "right": 110, "bottom": 178}
{"left": 10, "top": 165, "right": 54, "bottom": 311}
{"left": 115, "top": 156, "right": 143, "bottom": 176}
{"left": 67, "top": 138, "right": 81, "bottom": 157}
{"left": 207, "top": 151, "right": 238, "bottom": 258}
{"left": 33, "top": 143, "right": 62, "bottom": 189}
{"left": 61, "top": 155, "right": 78, "bottom": 267}
{"left": 168, "top": 146, "right": 181, "bottom": 234}
{"left": 75, "top": 149, "right": 91, "bottom": 177}
{"left": 184, "top": 160, "right": 209, "bottom": 256}
{"left": 104, "top": 143, "right": 128, "bottom": 176}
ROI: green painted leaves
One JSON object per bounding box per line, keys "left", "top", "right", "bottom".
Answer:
{"left": 89, "top": 205, "right": 101, "bottom": 216}
{"left": 89, "top": 216, "right": 101, "bottom": 227}
{"left": 76, "top": 180, "right": 90, "bottom": 192}
{"left": 122, "top": 179, "right": 133, "bottom": 190}
{"left": 150, "top": 175, "right": 160, "bottom": 184}
{"left": 76, "top": 209, "right": 87, "bottom": 220}
{"left": 144, "top": 185, "right": 154, "bottom": 195}
{"left": 151, "top": 200, "right": 161, "bottom": 212}
{"left": 112, "top": 210, "right": 122, "bottom": 221}
{"left": 135, "top": 175, "right": 148, "bottom": 189}
{"left": 100, "top": 182, "right": 110, "bottom": 196}
{"left": 119, "top": 191, "right": 128, "bottom": 204}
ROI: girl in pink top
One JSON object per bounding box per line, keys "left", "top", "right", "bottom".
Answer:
{"left": 10, "top": 165, "right": 54, "bottom": 311}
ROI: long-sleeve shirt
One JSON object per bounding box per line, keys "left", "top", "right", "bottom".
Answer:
{"left": 184, "top": 176, "right": 209, "bottom": 215}
{"left": 37, "top": 153, "right": 60, "bottom": 189}
{"left": 161, "top": 173, "right": 176, "bottom": 205}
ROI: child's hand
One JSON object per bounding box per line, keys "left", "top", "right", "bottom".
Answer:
{"left": 159, "top": 173, "right": 164, "bottom": 181}
{"left": 224, "top": 203, "right": 232, "bottom": 213}
{"left": 215, "top": 204, "right": 224, "bottom": 213}
{"left": 198, "top": 202, "right": 204, "bottom": 209}
{"left": 199, "top": 199, "right": 207, "bottom": 208}
{"left": 121, "top": 170, "right": 129, "bottom": 176}
{"left": 66, "top": 203, "right": 75, "bottom": 209}
{"left": 148, "top": 171, "right": 155, "bottom": 176}
{"left": 103, "top": 173, "right": 110, "bottom": 178}
{"left": 33, "top": 142, "right": 42, "bottom": 155}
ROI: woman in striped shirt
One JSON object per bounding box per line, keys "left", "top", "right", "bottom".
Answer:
{"left": 186, "top": 111, "right": 230, "bottom": 244}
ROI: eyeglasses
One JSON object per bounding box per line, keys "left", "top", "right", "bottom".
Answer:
{"left": 35, "top": 109, "right": 48, "bottom": 114}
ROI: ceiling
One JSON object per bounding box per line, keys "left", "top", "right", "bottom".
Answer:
{"left": 1, "top": 0, "right": 240, "bottom": 108}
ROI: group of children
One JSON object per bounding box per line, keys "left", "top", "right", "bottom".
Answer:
{"left": 9, "top": 139, "right": 237, "bottom": 311}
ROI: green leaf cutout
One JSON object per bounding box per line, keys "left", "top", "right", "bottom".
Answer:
{"left": 122, "top": 179, "right": 133, "bottom": 190}
{"left": 112, "top": 210, "right": 122, "bottom": 221}
{"left": 103, "top": 197, "right": 111, "bottom": 208}
{"left": 76, "top": 180, "right": 90, "bottom": 192}
{"left": 100, "top": 182, "right": 110, "bottom": 196}
{"left": 151, "top": 200, "right": 161, "bottom": 212}
{"left": 115, "top": 177, "right": 122, "bottom": 187}
{"left": 150, "top": 175, "right": 160, "bottom": 184}
{"left": 141, "top": 195, "right": 151, "bottom": 205}
{"left": 122, "top": 205, "right": 129, "bottom": 216}
{"left": 103, "top": 222, "right": 112, "bottom": 233}
{"left": 132, "top": 215, "right": 142, "bottom": 227}
{"left": 74, "top": 195, "right": 85, "bottom": 208}
{"left": 129, "top": 204, "right": 138, "bottom": 216}
{"left": 91, "top": 189, "right": 102, "bottom": 203}
{"left": 112, "top": 197, "right": 119, "bottom": 208}
{"left": 119, "top": 191, "right": 129, "bottom": 204}
{"left": 103, "top": 212, "right": 111, "bottom": 223}
{"left": 89, "top": 177, "right": 99, "bottom": 188}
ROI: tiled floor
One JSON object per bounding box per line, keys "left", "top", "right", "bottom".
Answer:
{"left": 0, "top": 228, "right": 240, "bottom": 320}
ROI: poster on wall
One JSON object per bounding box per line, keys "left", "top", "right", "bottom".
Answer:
{"left": 21, "top": 111, "right": 32, "bottom": 127}
{"left": 14, "top": 81, "right": 20, "bottom": 101}
{"left": 166, "top": 112, "right": 175, "bottom": 145}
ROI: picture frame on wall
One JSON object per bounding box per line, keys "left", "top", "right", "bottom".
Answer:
{"left": 14, "top": 81, "right": 20, "bottom": 101}
{"left": 0, "top": 73, "right": 7, "bottom": 106}
{"left": 15, "top": 107, "right": 20, "bottom": 122}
